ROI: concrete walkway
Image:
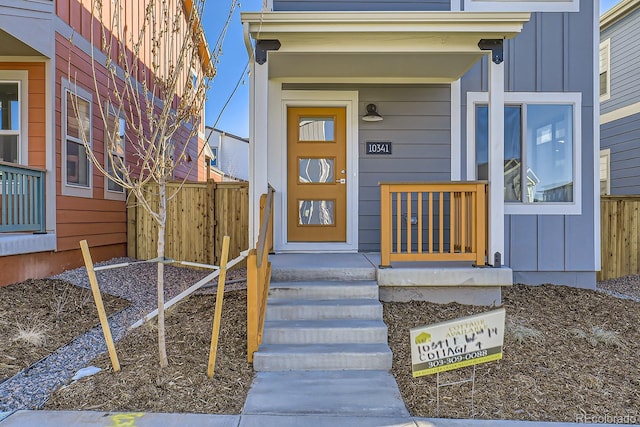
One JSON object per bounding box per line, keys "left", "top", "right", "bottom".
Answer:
{"left": 1, "top": 410, "right": 637, "bottom": 426}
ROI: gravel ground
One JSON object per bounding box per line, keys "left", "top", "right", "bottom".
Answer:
{"left": 0, "top": 258, "right": 244, "bottom": 412}
{"left": 597, "top": 274, "right": 640, "bottom": 302}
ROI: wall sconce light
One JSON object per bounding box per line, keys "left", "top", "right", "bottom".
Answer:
{"left": 362, "top": 103, "right": 383, "bottom": 122}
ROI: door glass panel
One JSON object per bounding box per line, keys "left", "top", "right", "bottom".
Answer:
{"left": 299, "top": 158, "right": 334, "bottom": 183}
{"left": 299, "top": 117, "right": 334, "bottom": 141}
{"left": 298, "top": 200, "right": 335, "bottom": 225}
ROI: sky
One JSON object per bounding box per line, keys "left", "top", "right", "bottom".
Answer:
{"left": 202, "top": 0, "right": 622, "bottom": 139}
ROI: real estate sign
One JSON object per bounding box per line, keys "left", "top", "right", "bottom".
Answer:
{"left": 410, "top": 308, "right": 506, "bottom": 377}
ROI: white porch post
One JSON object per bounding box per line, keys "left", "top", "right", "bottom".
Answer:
{"left": 248, "top": 59, "right": 269, "bottom": 247}
{"left": 488, "top": 56, "right": 505, "bottom": 265}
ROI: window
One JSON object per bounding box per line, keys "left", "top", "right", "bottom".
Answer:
{"left": 600, "top": 39, "right": 611, "bottom": 101}
{"left": 600, "top": 149, "right": 610, "bottom": 196}
{"left": 468, "top": 92, "right": 582, "bottom": 215}
{"left": 0, "top": 82, "right": 20, "bottom": 164}
{"left": 105, "top": 109, "right": 126, "bottom": 196}
{"left": 210, "top": 147, "right": 218, "bottom": 167}
{"left": 62, "top": 79, "right": 93, "bottom": 198}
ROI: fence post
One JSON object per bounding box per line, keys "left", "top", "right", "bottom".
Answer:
{"left": 475, "top": 183, "right": 487, "bottom": 267}
{"left": 127, "top": 197, "right": 137, "bottom": 259}
{"left": 380, "top": 184, "right": 391, "bottom": 267}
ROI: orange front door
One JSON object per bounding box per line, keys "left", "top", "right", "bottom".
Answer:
{"left": 287, "top": 107, "right": 347, "bottom": 242}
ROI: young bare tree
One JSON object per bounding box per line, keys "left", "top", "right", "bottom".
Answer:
{"left": 67, "top": 0, "right": 220, "bottom": 367}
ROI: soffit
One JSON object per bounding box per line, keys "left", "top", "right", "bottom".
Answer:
{"left": 242, "top": 11, "right": 530, "bottom": 82}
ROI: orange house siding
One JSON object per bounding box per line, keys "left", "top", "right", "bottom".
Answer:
{"left": 55, "top": 33, "right": 128, "bottom": 256}
{"left": 1, "top": 1, "right": 207, "bottom": 286}
{"left": 0, "top": 62, "right": 46, "bottom": 169}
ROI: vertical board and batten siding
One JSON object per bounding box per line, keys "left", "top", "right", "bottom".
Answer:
{"left": 273, "top": 0, "right": 449, "bottom": 11}
{"left": 600, "top": 6, "right": 640, "bottom": 115}
{"left": 601, "top": 112, "right": 640, "bottom": 195}
{"left": 461, "top": 9, "right": 597, "bottom": 286}
{"left": 358, "top": 85, "right": 451, "bottom": 252}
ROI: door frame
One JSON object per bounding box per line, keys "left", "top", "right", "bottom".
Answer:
{"left": 272, "top": 90, "right": 359, "bottom": 252}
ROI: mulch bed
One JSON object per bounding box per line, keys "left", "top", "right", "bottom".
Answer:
{"left": 385, "top": 284, "right": 640, "bottom": 422}
{"left": 44, "top": 290, "right": 253, "bottom": 414}
{"left": 0, "top": 279, "right": 129, "bottom": 382}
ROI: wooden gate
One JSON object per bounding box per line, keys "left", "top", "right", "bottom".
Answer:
{"left": 127, "top": 181, "right": 249, "bottom": 266}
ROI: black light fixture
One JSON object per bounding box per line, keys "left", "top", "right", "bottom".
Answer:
{"left": 362, "top": 103, "right": 383, "bottom": 122}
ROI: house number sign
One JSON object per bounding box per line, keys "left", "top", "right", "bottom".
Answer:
{"left": 366, "top": 141, "right": 392, "bottom": 155}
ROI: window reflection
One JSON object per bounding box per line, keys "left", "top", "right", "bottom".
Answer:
{"left": 298, "top": 200, "right": 335, "bottom": 225}
{"left": 299, "top": 117, "right": 335, "bottom": 141}
{"left": 299, "top": 158, "right": 334, "bottom": 183}
{"left": 476, "top": 103, "right": 573, "bottom": 203}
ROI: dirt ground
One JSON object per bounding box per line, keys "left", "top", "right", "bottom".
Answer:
{"left": 44, "top": 290, "right": 253, "bottom": 414}
{"left": 0, "top": 279, "right": 128, "bottom": 382}
{"left": 3, "top": 277, "right": 639, "bottom": 421}
{"left": 385, "top": 284, "right": 640, "bottom": 422}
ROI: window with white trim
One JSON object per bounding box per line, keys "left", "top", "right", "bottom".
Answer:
{"left": 600, "top": 39, "right": 611, "bottom": 101}
{"left": 468, "top": 92, "right": 582, "bottom": 215}
{"left": 0, "top": 82, "right": 20, "bottom": 164}
{"left": 63, "top": 80, "right": 93, "bottom": 198}
{"left": 600, "top": 149, "right": 610, "bottom": 196}
{"left": 105, "top": 109, "right": 126, "bottom": 196}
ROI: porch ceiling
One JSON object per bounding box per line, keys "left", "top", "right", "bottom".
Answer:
{"left": 0, "top": 30, "right": 42, "bottom": 57}
{"left": 242, "top": 11, "right": 531, "bottom": 82}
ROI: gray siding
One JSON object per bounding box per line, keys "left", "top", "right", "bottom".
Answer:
{"left": 601, "top": 6, "right": 640, "bottom": 115}
{"left": 358, "top": 85, "right": 451, "bottom": 252}
{"left": 461, "top": 9, "right": 597, "bottom": 287}
{"left": 273, "top": 0, "right": 450, "bottom": 11}
{"left": 0, "top": 1, "right": 54, "bottom": 57}
{"left": 601, "top": 112, "right": 640, "bottom": 194}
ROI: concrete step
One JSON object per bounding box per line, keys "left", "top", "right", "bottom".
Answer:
{"left": 266, "top": 298, "right": 383, "bottom": 321}
{"left": 253, "top": 344, "right": 393, "bottom": 371}
{"left": 269, "top": 280, "right": 379, "bottom": 300}
{"left": 270, "top": 254, "right": 376, "bottom": 282}
{"left": 262, "top": 319, "right": 388, "bottom": 344}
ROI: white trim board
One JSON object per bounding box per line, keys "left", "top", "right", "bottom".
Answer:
{"left": 272, "top": 90, "right": 359, "bottom": 253}
{"left": 600, "top": 101, "right": 640, "bottom": 124}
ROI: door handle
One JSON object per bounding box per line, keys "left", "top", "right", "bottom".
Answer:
{"left": 336, "top": 178, "right": 346, "bottom": 184}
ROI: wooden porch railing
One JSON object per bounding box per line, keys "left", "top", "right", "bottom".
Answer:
{"left": 380, "top": 181, "right": 487, "bottom": 267}
{"left": 0, "top": 162, "right": 46, "bottom": 233}
{"left": 247, "top": 186, "right": 274, "bottom": 363}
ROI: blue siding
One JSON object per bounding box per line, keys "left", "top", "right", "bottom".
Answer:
{"left": 462, "top": 8, "right": 597, "bottom": 286}
{"left": 601, "top": 6, "right": 640, "bottom": 114}
{"left": 273, "top": 0, "right": 450, "bottom": 11}
{"left": 601, "top": 111, "right": 640, "bottom": 194}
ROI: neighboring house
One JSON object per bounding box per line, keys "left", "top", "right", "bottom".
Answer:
{"left": 600, "top": 0, "right": 640, "bottom": 195}
{"left": 241, "top": 0, "right": 599, "bottom": 287}
{"left": 0, "top": 1, "right": 209, "bottom": 286}
{"left": 205, "top": 126, "right": 249, "bottom": 182}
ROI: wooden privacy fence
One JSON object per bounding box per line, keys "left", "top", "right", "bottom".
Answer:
{"left": 599, "top": 195, "right": 640, "bottom": 281}
{"left": 380, "top": 181, "right": 487, "bottom": 267}
{"left": 127, "top": 180, "right": 249, "bottom": 266}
